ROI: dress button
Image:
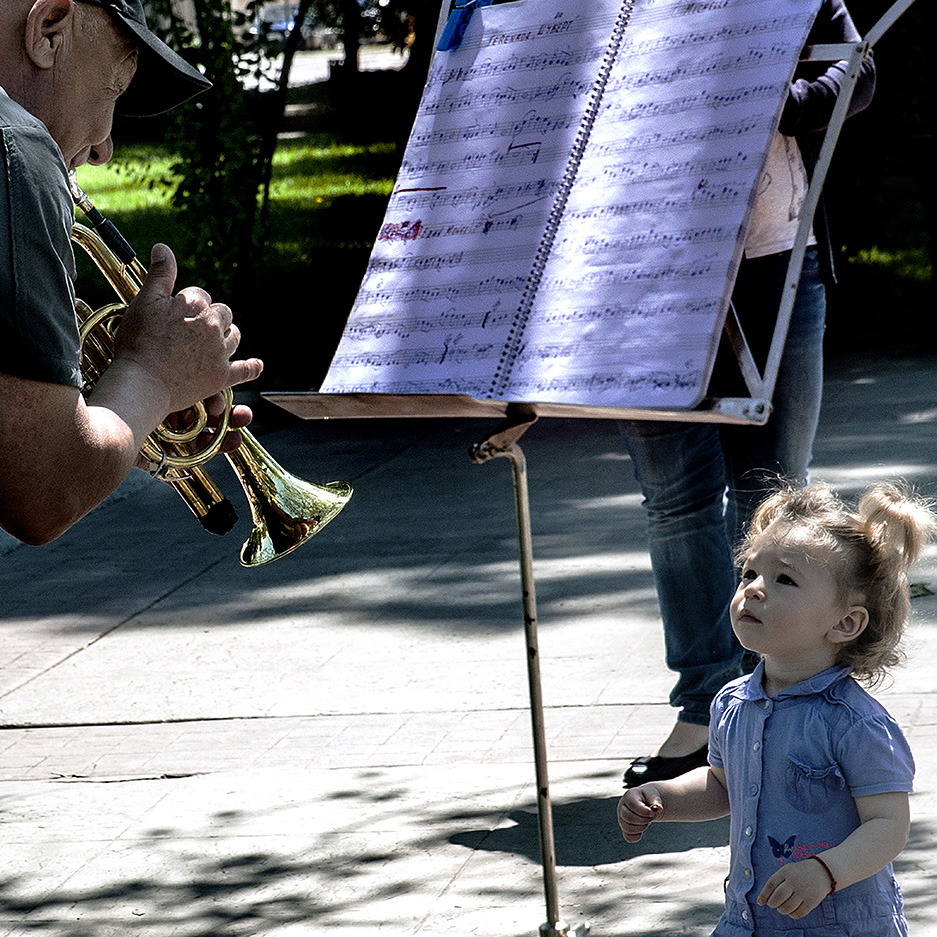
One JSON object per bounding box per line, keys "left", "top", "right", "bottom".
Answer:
{"left": 763, "top": 700, "right": 771, "bottom": 710}
{"left": 752, "top": 741, "right": 761, "bottom": 751}
{"left": 749, "top": 785, "right": 759, "bottom": 796}
{"left": 744, "top": 868, "right": 752, "bottom": 879}
{"left": 742, "top": 909, "right": 750, "bottom": 922}
{"left": 745, "top": 826, "right": 754, "bottom": 837}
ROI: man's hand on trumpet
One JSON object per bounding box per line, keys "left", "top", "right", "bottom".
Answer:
{"left": 115, "top": 242, "right": 264, "bottom": 418}
{"left": 203, "top": 392, "right": 255, "bottom": 455}
{"left": 131, "top": 392, "right": 254, "bottom": 474}
{"left": 108, "top": 242, "right": 261, "bottom": 470}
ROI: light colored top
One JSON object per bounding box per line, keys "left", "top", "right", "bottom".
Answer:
{"left": 745, "top": 131, "right": 817, "bottom": 260}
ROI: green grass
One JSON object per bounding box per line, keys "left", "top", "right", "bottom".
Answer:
{"left": 75, "top": 134, "right": 400, "bottom": 270}
{"left": 75, "top": 134, "right": 398, "bottom": 226}
{"left": 847, "top": 247, "right": 932, "bottom": 285}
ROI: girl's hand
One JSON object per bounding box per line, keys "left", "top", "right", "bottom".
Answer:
{"left": 757, "top": 857, "right": 833, "bottom": 919}
{"left": 617, "top": 785, "right": 663, "bottom": 843}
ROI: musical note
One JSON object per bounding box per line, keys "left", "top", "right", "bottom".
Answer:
{"left": 420, "top": 73, "right": 595, "bottom": 116}
{"left": 355, "top": 274, "right": 530, "bottom": 307}
{"left": 622, "top": 13, "right": 810, "bottom": 58}
{"left": 428, "top": 45, "right": 605, "bottom": 88}
{"left": 343, "top": 302, "right": 515, "bottom": 340}
{"left": 390, "top": 178, "right": 558, "bottom": 214}
{"left": 407, "top": 110, "right": 580, "bottom": 150}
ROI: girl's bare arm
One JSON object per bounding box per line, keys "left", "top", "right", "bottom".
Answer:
{"left": 617, "top": 766, "right": 731, "bottom": 842}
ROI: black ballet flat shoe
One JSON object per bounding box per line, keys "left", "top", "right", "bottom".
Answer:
{"left": 623, "top": 744, "right": 709, "bottom": 787}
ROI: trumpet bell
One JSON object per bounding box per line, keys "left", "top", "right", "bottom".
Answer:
{"left": 226, "top": 431, "right": 353, "bottom": 567}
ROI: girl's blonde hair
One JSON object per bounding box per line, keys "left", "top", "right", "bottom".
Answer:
{"left": 739, "top": 482, "right": 937, "bottom": 686}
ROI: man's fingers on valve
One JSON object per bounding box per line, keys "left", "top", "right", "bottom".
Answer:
{"left": 203, "top": 392, "right": 227, "bottom": 419}
{"left": 175, "top": 288, "right": 235, "bottom": 334}
{"left": 200, "top": 396, "right": 253, "bottom": 430}
{"left": 223, "top": 321, "right": 242, "bottom": 356}
{"left": 229, "top": 404, "right": 253, "bottom": 429}
{"left": 175, "top": 284, "right": 213, "bottom": 311}
{"left": 211, "top": 301, "right": 234, "bottom": 332}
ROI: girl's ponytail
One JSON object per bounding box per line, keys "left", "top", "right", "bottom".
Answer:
{"left": 857, "top": 484, "right": 937, "bottom": 573}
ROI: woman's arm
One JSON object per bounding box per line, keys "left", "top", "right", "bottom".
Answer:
{"left": 780, "top": 0, "right": 876, "bottom": 136}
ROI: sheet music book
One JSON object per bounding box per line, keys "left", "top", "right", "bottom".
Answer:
{"left": 318, "top": 0, "right": 821, "bottom": 412}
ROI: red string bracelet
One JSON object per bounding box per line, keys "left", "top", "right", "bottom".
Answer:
{"left": 810, "top": 855, "right": 837, "bottom": 895}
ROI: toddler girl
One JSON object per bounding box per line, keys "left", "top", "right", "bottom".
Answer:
{"left": 617, "top": 482, "right": 937, "bottom": 936}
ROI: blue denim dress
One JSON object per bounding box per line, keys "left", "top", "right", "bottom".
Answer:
{"left": 709, "top": 663, "right": 913, "bottom": 937}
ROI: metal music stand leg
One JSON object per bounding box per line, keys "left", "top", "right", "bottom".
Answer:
{"left": 471, "top": 408, "right": 590, "bottom": 937}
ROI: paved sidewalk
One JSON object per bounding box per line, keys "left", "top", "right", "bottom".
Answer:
{"left": 1, "top": 352, "right": 936, "bottom": 936}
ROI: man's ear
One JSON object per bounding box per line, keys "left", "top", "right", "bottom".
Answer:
{"left": 23, "top": 0, "right": 74, "bottom": 70}
{"left": 829, "top": 606, "right": 869, "bottom": 645}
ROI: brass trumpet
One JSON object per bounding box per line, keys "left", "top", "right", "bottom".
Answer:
{"left": 70, "top": 175, "right": 352, "bottom": 567}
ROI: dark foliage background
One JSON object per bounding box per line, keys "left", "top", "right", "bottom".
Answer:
{"left": 822, "top": 0, "right": 935, "bottom": 350}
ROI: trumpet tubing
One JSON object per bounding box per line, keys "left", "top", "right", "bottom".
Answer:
{"left": 70, "top": 183, "right": 351, "bottom": 566}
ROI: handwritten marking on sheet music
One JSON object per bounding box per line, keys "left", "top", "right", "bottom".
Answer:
{"left": 377, "top": 220, "right": 423, "bottom": 242}
{"left": 375, "top": 214, "right": 535, "bottom": 246}
{"left": 320, "top": 0, "right": 821, "bottom": 410}
{"left": 685, "top": 1, "right": 729, "bottom": 13}
{"left": 478, "top": 12, "right": 584, "bottom": 48}
{"left": 390, "top": 178, "right": 558, "bottom": 214}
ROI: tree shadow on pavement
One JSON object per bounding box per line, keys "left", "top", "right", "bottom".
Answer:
{"left": 0, "top": 771, "right": 931, "bottom": 937}
{"left": 449, "top": 794, "right": 730, "bottom": 867}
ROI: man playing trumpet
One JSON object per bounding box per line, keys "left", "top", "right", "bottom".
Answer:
{"left": 0, "top": 0, "right": 263, "bottom": 544}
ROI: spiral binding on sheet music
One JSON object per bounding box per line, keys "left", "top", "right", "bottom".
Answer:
{"left": 487, "top": 0, "right": 638, "bottom": 400}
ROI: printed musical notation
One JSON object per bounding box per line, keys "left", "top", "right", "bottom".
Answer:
{"left": 320, "top": 0, "right": 821, "bottom": 411}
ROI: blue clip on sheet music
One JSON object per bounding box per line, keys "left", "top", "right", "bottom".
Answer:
{"left": 437, "top": 0, "right": 495, "bottom": 51}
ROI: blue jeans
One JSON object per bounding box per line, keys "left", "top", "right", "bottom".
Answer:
{"left": 619, "top": 247, "right": 826, "bottom": 725}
